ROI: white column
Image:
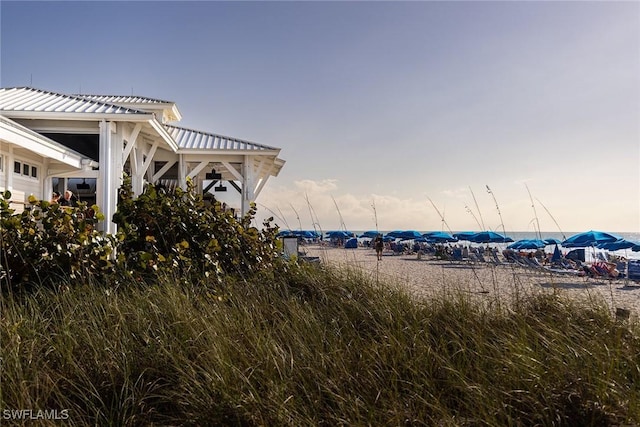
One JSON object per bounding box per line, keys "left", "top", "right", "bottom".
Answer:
{"left": 97, "top": 120, "right": 117, "bottom": 235}
{"left": 178, "top": 154, "right": 187, "bottom": 190}
{"left": 241, "top": 155, "right": 254, "bottom": 216}
{"left": 42, "top": 158, "right": 52, "bottom": 201}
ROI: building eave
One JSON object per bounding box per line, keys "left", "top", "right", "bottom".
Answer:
{"left": 0, "top": 110, "right": 154, "bottom": 122}
{"left": 0, "top": 115, "right": 89, "bottom": 169}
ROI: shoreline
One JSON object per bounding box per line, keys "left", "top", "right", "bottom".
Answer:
{"left": 303, "top": 244, "right": 640, "bottom": 316}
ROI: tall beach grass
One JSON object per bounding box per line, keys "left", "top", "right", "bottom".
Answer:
{"left": 1, "top": 263, "right": 639, "bottom": 426}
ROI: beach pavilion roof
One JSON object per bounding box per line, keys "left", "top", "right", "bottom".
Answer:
{"left": 166, "top": 124, "right": 285, "bottom": 180}
{"left": 0, "top": 87, "right": 178, "bottom": 151}
{"left": 166, "top": 124, "right": 281, "bottom": 153}
{"left": 0, "top": 87, "right": 150, "bottom": 116}
{"left": 76, "top": 94, "right": 182, "bottom": 123}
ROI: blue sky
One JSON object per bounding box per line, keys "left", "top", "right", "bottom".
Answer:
{"left": 2, "top": 1, "right": 638, "bottom": 232}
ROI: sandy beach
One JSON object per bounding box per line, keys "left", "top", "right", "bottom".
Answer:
{"left": 303, "top": 244, "right": 640, "bottom": 317}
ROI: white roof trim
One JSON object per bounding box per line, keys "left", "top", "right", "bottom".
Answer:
{"left": 0, "top": 115, "right": 94, "bottom": 169}
{"left": 150, "top": 118, "right": 179, "bottom": 152}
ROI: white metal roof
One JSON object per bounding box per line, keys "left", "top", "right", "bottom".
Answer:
{"left": 78, "top": 94, "right": 174, "bottom": 105}
{"left": 166, "top": 124, "right": 281, "bottom": 153}
{"left": 77, "top": 94, "right": 182, "bottom": 122}
{"left": 0, "top": 86, "right": 283, "bottom": 170}
{"left": 0, "top": 87, "right": 151, "bottom": 115}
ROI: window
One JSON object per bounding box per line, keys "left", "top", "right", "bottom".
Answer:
{"left": 12, "top": 160, "right": 38, "bottom": 179}
{"left": 0, "top": 155, "right": 3, "bottom": 172}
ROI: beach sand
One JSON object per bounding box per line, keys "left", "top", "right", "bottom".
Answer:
{"left": 303, "top": 244, "right": 640, "bottom": 317}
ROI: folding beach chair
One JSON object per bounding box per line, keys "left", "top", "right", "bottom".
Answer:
{"left": 627, "top": 260, "right": 640, "bottom": 285}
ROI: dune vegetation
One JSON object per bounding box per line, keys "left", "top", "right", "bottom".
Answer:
{"left": 1, "top": 182, "right": 639, "bottom": 426}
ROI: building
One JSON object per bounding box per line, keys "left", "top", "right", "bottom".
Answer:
{"left": 0, "top": 87, "right": 285, "bottom": 234}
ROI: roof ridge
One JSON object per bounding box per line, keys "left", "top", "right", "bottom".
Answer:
{"left": 76, "top": 94, "right": 175, "bottom": 104}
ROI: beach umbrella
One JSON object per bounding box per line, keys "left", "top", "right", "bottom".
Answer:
{"left": 561, "top": 230, "right": 622, "bottom": 248}
{"left": 551, "top": 244, "right": 562, "bottom": 263}
{"left": 423, "top": 231, "right": 458, "bottom": 243}
{"left": 326, "top": 230, "right": 353, "bottom": 239}
{"left": 399, "top": 230, "right": 423, "bottom": 239}
{"left": 633, "top": 244, "right": 640, "bottom": 252}
{"left": 468, "top": 231, "right": 512, "bottom": 244}
{"left": 386, "top": 230, "right": 405, "bottom": 238}
{"left": 453, "top": 232, "right": 477, "bottom": 241}
{"left": 402, "top": 237, "right": 429, "bottom": 243}
{"left": 359, "top": 230, "right": 380, "bottom": 238}
{"left": 544, "top": 238, "right": 562, "bottom": 245}
{"left": 507, "top": 239, "right": 546, "bottom": 250}
{"left": 597, "top": 239, "right": 639, "bottom": 251}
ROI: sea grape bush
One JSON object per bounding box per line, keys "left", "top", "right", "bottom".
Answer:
{"left": 113, "top": 177, "right": 283, "bottom": 282}
{"left": 0, "top": 191, "right": 115, "bottom": 291}
{"left": 0, "top": 179, "right": 283, "bottom": 292}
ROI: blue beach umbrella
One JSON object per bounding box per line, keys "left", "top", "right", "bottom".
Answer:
{"left": 359, "top": 230, "right": 380, "bottom": 238}
{"left": 326, "top": 230, "right": 353, "bottom": 239}
{"left": 399, "top": 230, "right": 423, "bottom": 239}
{"left": 544, "top": 238, "right": 562, "bottom": 245}
{"left": 386, "top": 230, "right": 405, "bottom": 238}
{"left": 561, "top": 230, "right": 622, "bottom": 248}
{"left": 597, "top": 239, "right": 640, "bottom": 251}
{"left": 423, "top": 231, "right": 458, "bottom": 243}
{"left": 468, "top": 231, "right": 512, "bottom": 244}
{"left": 300, "top": 230, "right": 320, "bottom": 239}
{"left": 507, "top": 239, "right": 546, "bottom": 250}
{"left": 453, "top": 232, "right": 477, "bottom": 241}
{"left": 551, "top": 244, "right": 562, "bottom": 262}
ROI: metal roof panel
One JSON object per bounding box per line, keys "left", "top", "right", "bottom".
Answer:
{"left": 166, "top": 124, "right": 280, "bottom": 152}
{"left": 0, "top": 87, "right": 151, "bottom": 116}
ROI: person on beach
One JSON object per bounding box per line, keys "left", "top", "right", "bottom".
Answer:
{"left": 59, "top": 190, "right": 77, "bottom": 207}
{"left": 374, "top": 234, "right": 384, "bottom": 261}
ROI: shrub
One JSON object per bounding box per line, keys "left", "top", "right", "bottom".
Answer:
{"left": 0, "top": 190, "right": 115, "bottom": 292}
{"left": 112, "top": 176, "right": 283, "bottom": 283}
{"left": 1, "top": 177, "right": 284, "bottom": 293}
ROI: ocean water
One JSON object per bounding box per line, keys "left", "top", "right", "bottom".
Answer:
{"left": 349, "top": 230, "right": 640, "bottom": 261}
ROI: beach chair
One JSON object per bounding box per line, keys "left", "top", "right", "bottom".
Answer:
{"left": 474, "top": 251, "right": 489, "bottom": 263}
{"left": 627, "top": 260, "right": 640, "bottom": 285}
{"left": 584, "top": 261, "right": 621, "bottom": 281}
{"left": 512, "top": 254, "right": 530, "bottom": 269}
{"left": 616, "top": 261, "right": 627, "bottom": 279}
{"left": 489, "top": 251, "right": 508, "bottom": 265}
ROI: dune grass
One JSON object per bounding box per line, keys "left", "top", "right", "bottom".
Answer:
{"left": 1, "top": 263, "right": 639, "bottom": 426}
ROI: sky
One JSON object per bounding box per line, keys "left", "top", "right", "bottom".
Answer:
{"left": 1, "top": 1, "right": 639, "bottom": 233}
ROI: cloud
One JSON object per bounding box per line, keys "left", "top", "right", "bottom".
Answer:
{"left": 255, "top": 180, "right": 434, "bottom": 231}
